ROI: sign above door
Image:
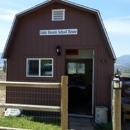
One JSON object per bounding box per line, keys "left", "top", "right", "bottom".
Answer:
{"left": 39, "top": 29, "right": 78, "bottom": 36}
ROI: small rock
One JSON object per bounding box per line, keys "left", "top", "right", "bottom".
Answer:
{"left": 4, "top": 108, "right": 22, "bottom": 116}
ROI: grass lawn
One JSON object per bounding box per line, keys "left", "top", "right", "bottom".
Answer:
{"left": 0, "top": 115, "right": 60, "bottom": 130}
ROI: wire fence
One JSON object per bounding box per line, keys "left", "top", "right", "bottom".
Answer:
{"left": 0, "top": 76, "right": 68, "bottom": 130}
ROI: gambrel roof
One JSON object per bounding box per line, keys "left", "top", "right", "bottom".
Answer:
{"left": 2, "top": 0, "right": 116, "bottom": 60}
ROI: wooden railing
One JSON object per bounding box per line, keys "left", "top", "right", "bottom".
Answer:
{"left": 0, "top": 76, "right": 68, "bottom": 130}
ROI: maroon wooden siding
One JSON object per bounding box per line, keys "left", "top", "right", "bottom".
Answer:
{"left": 6, "top": 2, "right": 114, "bottom": 111}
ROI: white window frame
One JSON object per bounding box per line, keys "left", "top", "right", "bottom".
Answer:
{"left": 26, "top": 58, "right": 53, "bottom": 77}
{"left": 52, "top": 9, "right": 65, "bottom": 21}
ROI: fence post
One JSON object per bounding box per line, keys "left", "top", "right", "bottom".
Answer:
{"left": 61, "top": 76, "right": 68, "bottom": 130}
{"left": 111, "top": 76, "right": 121, "bottom": 130}
{"left": 0, "top": 86, "right": 6, "bottom": 117}
{"left": 112, "top": 89, "right": 121, "bottom": 130}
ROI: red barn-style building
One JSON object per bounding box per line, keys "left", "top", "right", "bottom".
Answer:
{"left": 2, "top": 0, "right": 116, "bottom": 118}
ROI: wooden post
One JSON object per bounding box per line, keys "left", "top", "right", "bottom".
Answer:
{"left": 0, "top": 86, "right": 6, "bottom": 117}
{"left": 112, "top": 89, "right": 121, "bottom": 130}
{"left": 61, "top": 76, "right": 68, "bottom": 130}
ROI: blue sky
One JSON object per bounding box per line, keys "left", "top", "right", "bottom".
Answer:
{"left": 0, "top": 0, "right": 130, "bottom": 57}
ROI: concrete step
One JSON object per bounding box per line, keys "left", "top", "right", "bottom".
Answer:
{"left": 68, "top": 116, "right": 94, "bottom": 130}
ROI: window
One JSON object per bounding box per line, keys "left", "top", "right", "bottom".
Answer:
{"left": 67, "top": 62, "right": 85, "bottom": 74}
{"left": 26, "top": 58, "right": 53, "bottom": 77}
{"left": 52, "top": 9, "right": 65, "bottom": 21}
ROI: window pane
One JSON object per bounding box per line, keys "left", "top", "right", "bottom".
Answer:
{"left": 68, "top": 63, "right": 76, "bottom": 74}
{"left": 28, "top": 60, "right": 39, "bottom": 75}
{"left": 41, "top": 60, "right": 52, "bottom": 76}
{"left": 77, "top": 63, "right": 85, "bottom": 74}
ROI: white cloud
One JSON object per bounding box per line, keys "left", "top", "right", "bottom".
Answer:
{"left": 104, "top": 16, "right": 130, "bottom": 35}
{"left": 0, "top": 8, "right": 18, "bottom": 21}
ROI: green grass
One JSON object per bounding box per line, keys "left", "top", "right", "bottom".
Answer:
{"left": 0, "top": 115, "right": 60, "bottom": 130}
{"left": 94, "top": 122, "right": 112, "bottom": 130}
